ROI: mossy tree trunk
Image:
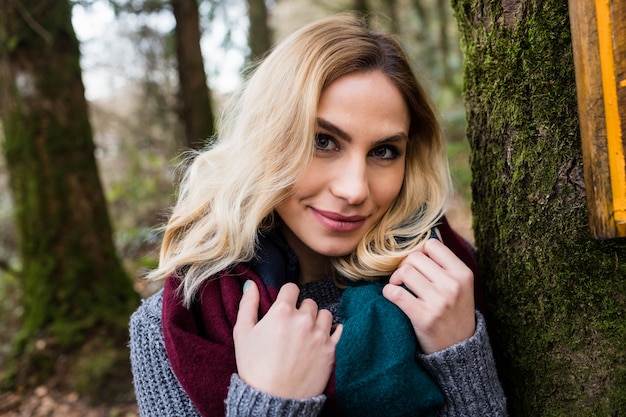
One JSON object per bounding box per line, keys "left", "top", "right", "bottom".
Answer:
{"left": 0, "top": 0, "right": 138, "bottom": 395}
{"left": 452, "top": 1, "right": 626, "bottom": 415}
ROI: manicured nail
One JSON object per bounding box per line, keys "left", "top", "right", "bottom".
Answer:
{"left": 243, "top": 280, "right": 252, "bottom": 293}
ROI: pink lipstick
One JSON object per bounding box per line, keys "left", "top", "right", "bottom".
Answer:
{"left": 310, "top": 208, "right": 367, "bottom": 232}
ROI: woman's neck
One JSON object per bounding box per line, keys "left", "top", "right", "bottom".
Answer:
{"left": 279, "top": 224, "right": 331, "bottom": 285}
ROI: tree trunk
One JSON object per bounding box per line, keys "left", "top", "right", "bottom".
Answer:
{"left": 352, "top": 0, "right": 369, "bottom": 17}
{"left": 246, "top": 0, "right": 272, "bottom": 62}
{"left": 434, "top": 0, "right": 451, "bottom": 87}
{"left": 0, "top": 0, "right": 138, "bottom": 397}
{"left": 452, "top": 1, "right": 626, "bottom": 415}
{"left": 172, "top": 0, "right": 215, "bottom": 149}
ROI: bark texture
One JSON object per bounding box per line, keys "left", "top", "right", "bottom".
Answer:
{"left": 0, "top": 0, "right": 138, "bottom": 395}
{"left": 452, "top": 1, "right": 626, "bottom": 415}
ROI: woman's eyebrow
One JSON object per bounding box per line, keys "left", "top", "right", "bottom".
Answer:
{"left": 316, "top": 117, "right": 408, "bottom": 145}
{"left": 316, "top": 118, "right": 351, "bottom": 141}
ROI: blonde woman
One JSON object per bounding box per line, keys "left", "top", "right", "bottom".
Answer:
{"left": 130, "top": 14, "right": 507, "bottom": 417}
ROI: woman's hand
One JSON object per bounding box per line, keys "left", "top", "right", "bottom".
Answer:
{"left": 382, "top": 238, "right": 476, "bottom": 354}
{"left": 233, "top": 281, "right": 342, "bottom": 399}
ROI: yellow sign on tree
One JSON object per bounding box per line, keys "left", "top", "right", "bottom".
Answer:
{"left": 570, "top": 0, "right": 626, "bottom": 239}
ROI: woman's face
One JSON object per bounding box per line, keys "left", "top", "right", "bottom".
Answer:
{"left": 276, "top": 70, "right": 410, "bottom": 259}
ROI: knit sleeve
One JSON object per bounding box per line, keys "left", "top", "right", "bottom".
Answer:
{"left": 129, "top": 291, "right": 201, "bottom": 417}
{"left": 417, "top": 311, "right": 508, "bottom": 417}
{"left": 226, "top": 374, "right": 326, "bottom": 417}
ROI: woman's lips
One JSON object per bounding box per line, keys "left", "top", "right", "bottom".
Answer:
{"left": 310, "top": 207, "right": 367, "bottom": 232}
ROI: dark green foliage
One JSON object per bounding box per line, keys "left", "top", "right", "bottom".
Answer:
{"left": 452, "top": 0, "right": 626, "bottom": 415}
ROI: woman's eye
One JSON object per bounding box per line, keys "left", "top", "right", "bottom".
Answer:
{"left": 314, "top": 134, "right": 337, "bottom": 151}
{"left": 370, "top": 145, "right": 401, "bottom": 160}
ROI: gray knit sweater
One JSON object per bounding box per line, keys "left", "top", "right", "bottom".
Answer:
{"left": 130, "top": 284, "right": 507, "bottom": 417}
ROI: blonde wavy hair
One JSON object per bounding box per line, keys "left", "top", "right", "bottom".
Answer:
{"left": 149, "top": 14, "right": 452, "bottom": 305}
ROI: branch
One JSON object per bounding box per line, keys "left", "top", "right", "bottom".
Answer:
{"left": 9, "top": 0, "right": 54, "bottom": 45}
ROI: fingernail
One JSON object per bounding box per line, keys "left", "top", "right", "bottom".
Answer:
{"left": 243, "top": 280, "right": 252, "bottom": 293}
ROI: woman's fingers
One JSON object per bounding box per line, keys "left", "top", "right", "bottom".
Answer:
{"left": 422, "top": 238, "right": 472, "bottom": 272}
{"left": 234, "top": 282, "right": 340, "bottom": 399}
{"left": 234, "top": 280, "right": 260, "bottom": 334}
{"left": 274, "top": 282, "right": 300, "bottom": 303}
{"left": 390, "top": 239, "right": 473, "bottom": 298}
{"left": 330, "top": 323, "right": 343, "bottom": 344}
{"left": 383, "top": 238, "right": 476, "bottom": 354}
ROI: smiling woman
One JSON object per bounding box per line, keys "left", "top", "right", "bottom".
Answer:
{"left": 129, "top": 14, "right": 507, "bottom": 417}
{"left": 275, "top": 71, "right": 409, "bottom": 281}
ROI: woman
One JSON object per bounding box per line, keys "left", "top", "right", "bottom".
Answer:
{"left": 130, "top": 14, "right": 507, "bottom": 417}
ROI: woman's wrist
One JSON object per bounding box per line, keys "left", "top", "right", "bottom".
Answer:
{"left": 226, "top": 374, "right": 326, "bottom": 417}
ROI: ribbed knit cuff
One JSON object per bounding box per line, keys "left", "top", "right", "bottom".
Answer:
{"left": 226, "top": 374, "right": 326, "bottom": 417}
{"left": 417, "top": 312, "right": 507, "bottom": 416}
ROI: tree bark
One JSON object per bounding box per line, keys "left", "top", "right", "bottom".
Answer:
{"left": 453, "top": 0, "right": 626, "bottom": 415}
{"left": 172, "top": 0, "right": 215, "bottom": 149}
{"left": 0, "top": 0, "right": 138, "bottom": 395}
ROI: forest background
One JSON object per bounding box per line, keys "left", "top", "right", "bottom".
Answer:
{"left": 3, "top": 0, "right": 625, "bottom": 416}
{"left": 0, "top": 0, "right": 474, "bottom": 415}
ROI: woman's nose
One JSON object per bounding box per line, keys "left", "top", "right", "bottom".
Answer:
{"left": 330, "top": 157, "right": 369, "bottom": 205}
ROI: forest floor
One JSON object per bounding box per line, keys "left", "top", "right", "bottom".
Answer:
{"left": 0, "top": 185, "right": 473, "bottom": 417}
{"left": 0, "top": 388, "right": 138, "bottom": 417}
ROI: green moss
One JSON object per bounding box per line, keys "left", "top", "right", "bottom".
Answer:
{"left": 611, "top": 365, "right": 626, "bottom": 412}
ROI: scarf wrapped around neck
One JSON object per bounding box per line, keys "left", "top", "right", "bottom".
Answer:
{"left": 161, "top": 217, "right": 481, "bottom": 416}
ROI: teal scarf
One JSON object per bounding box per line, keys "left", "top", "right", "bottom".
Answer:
{"left": 335, "top": 281, "right": 444, "bottom": 416}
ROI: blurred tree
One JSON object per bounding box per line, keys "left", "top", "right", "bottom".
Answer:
{"left": 246, "top": 0, "right": 272, "bottom": 62}
{"left": 432, "top": 0, "right": 451, "bottom": 87}
{"left": 379, "top": 0, "right": 398, "bottom": 33}
{"left": 0, "top": 0, "right": 138, "bottom": 397}
{"left": 453, "top": 0, "right": 626, "bottom": 415}
{"left": 111, "top": 0, "right": 215, "bottom": 149}
{"left": 352, "top": 0, "right": 368, "bottom": 19}
{"left": 408, "top": 0, "right": 459, "bottom": 97}
{"left": 172, "top": 0, "right": 215, "bottom": 148}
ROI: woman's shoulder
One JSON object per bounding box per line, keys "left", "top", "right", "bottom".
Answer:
{"left": 130, "top": 289, "right": 164, "bottom": 328}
